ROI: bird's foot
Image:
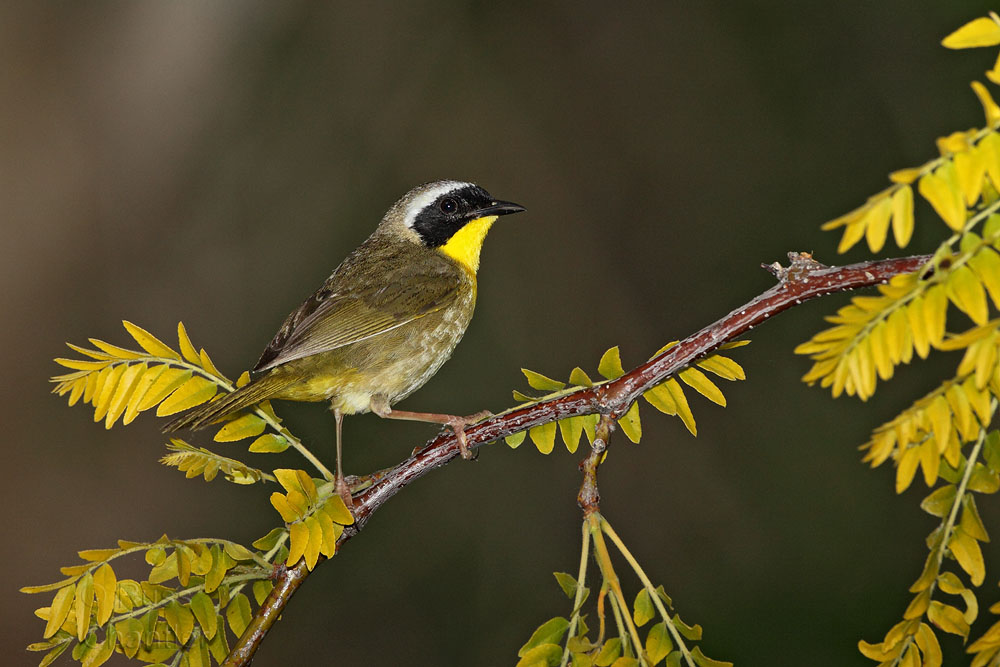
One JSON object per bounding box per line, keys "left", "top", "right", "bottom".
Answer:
{"left": 448, "top": 409, "right": 493, "bottom": 460}
{"left": 335, "top": 474, "right": 355, "bottom": 512}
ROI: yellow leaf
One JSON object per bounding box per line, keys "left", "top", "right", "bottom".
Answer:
{"left": 664, "top": 378, "right": 696, "bottom": 435}
{"left": 896, "top": 445, "right": 921, "bottom": 494}
{"left": 898, "top": 644, "right": 919, "bottom": 667}
{"left": 156, "top": 376, "right": 218, "bottom": 417}
{"left": 177, "top": 322, "right": 201, "bottom": 365}
{"left": 618, "top": 402, "right": 641, "bottom": 443}
{"left": 163, "top": 600, "right": 195, "bottom": 645}
{"left": 105, "top": 362, "right": 146, "bottom": 429}
{"left": 890, "top": 167, "right": 922, "bottom": 184}
{"left": 316, "top": 508, "right": 338, "bottom": 557}
{"left": 53, "top": 358, "right": 110, "bottom": 371}
{"left": 93, "top": 364, "right": 126, "bottom": 423}
{"left": 942, "top": 16, "right": 1000, "bottom": 49}
{"left": 948, "top": 265, "right": 989, "bottom": 325}
{"left": 43, "top": 584, "right": 75, "bottom": 639}
{"left": 75, "top": 571, "right": 94, "bottom": 640}
{"left": 919, "top": 167, "right": 966, "bottom": 230}
{"left": 213, "top": 413, "right": 266, "bottom": 442}
{"left": 865, "top": 197, "right": 892, "bottom": 253}
{"left": 270, "top": 492, "right": 300, "bottom": 523}
{"left": 568, "top": 367, "right": 593, "bottom": 387}
{"left": 918, "top": 439, "right": 939, "bottom": 487}
{"left": 189, "top": 591, "right": 217, "bottom": 641}
{"left": 979, "top": 132, "right": 1000, "bottom": 190}
{"left": 199, "top": 349, "right": 225, "bottom": 379}
{"left": 954, "top": 147, "right": 987, "bottom": 205}
{"left": 137, "top": 368, "right": 192, "bottom": 412}
{"left": 927, "top": 600, "right": 970, "bottom": 638}
{"left": 303, "top": 515, "right": 323, "bottom": 570}
{"left": 92, "top": 563, "right": 116, "bottom": 626}
{"left": 643, "top": 384, "right": 677, "bottom": 414}
{"left": 891, "top": 185, "right": 915, "bottom": 247}
{"left": 558, "top": 417, "right": 584, "bottom": 453}
{"left": 122, "top": 321, "right": 180, "bottom": 360}
{"left": 323, "top": 495, "right": 355, "bottom": 526}
{"left": 837, "top": 218, "right": 867, "bottom": 254}
{"left": 225, "top": 593, "right": 252, "bottom": 638}
{"left": 968, "top": 247, "right": 1000, "bottom": 309}
{"left": 286, "top": 522, "right": 309, "bottom": 567}
{"left": 869, "top": 321, "right": 893, "bottom": 380}
{"left": 974, "top": 80, "right": 1000, "bottom": 127}
{"left": 529, "top": 421, "right": 557, "bottom": 454}
{"left": 122, "top": 364, "right": 166, "bottom": 425}
{"left": 916, "top": 623, "right": 942, "bottom": 667}
{"left": 598, "top": 346, "right": 625, "bottom": 380}
{"left": 950, "top": 527, "right": 986, "bottom": 586}
{"left": 679, "top": 367, "right": 726, "bottom": 406}
{"left": 923, "top": 285, "right": 948, "bottom": 347}
{"left": 521, "top": 369, "right": 566, "bottom": 391}
{"left": 938, "top": 131, "right": 972, "bottom": 155}
{"left": 696, "top": 354, "right": 745, "bottom": 380}
{"left": 927, "top": 395, "right": 952, "bottom": 455}
{"left": 248, "top": 433, "right": 290, "bottom": 453}
{"left": 87, "top": 338, "right": 144, "bottom": 360}
{"left": 960, "top": 495, "right": 990, "bottom": 541}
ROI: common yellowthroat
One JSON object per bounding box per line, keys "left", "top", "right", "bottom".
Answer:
{"left": 165, "top": 180, "right": 525, "bottom": 503}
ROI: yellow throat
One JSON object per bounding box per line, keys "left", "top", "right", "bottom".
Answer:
{"left": 439, "top": 215, "right": 497, "bottom": 273}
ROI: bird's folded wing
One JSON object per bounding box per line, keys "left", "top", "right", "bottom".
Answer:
{"left": 253, "top": 266, "right": 461, "bottom": 372}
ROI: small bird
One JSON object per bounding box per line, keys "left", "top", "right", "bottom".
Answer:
{"left": 164, "top": 180, "right": 525, "bottom": 504}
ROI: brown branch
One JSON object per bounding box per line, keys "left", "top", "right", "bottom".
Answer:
{"left": 223, "top": 251, "right": 931, "bottom": 665}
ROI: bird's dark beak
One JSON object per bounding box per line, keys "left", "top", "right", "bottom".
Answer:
{"left": 474, "top": 200, "right": 526, "bottom": 218}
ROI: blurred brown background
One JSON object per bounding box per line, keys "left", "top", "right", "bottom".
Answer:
{"left": 4, "top": 2, "right": 1000, "bottom": 665}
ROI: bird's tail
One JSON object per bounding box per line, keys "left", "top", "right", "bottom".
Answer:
{"left": 162, "top": 373, "right": 295, "bottom": 432}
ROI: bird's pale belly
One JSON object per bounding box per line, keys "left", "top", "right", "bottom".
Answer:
{"left": 268, "top": 294, "right": 475, "bottom": 415}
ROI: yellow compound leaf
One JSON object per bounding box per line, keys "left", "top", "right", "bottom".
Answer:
{"left": 891, "top": 185, "right": 915, "bottom": 248}
{"left": 156, "top": 376, "right": 218, "bottom": 417}
{"left": 954, "top": 146, "right": 987, "bottom": 205}
{"left": 618, "top": 402, "right": 641, "bottom": 443}
{"left": 919, "top": 166, "right": 967, "bottom": 230}
{"left": 679, "top": 367, "right": 726, "bottom": 406}
{"left": 225, "top": 593, "right": 252, "bottom": 638}
{"left": 43, "top": 584, "right": 75, "bottom": 639}
{"left": 865, "top": 197, "right": 892, "bottom": 253}
{"left": 928, "top": 600, "right": 971, "bottom": 638}
{"left": 74, "top": 571, "right": 94, "bottom": 640}
{"left": 521, "top": 368, "right": 565, "bottom": 391}
{"left": 529, "top": 421, "right": 557, "bottom": 454}
{"left": 948, "top": 265, "right": 989, "bottom": 325}
{"left": 92, "top": 563, "right": 116, "bottom": 626}
{"left": 598, "top": 346, "right": 625, "bottom": 380}
{"left": 213, "top": 413, "right": 266, "bottom": 442}
{"left": 122, "top": 321, "right": 180, "bottom": 360}
{"left": 176, "top": 322, "right": 201, "bottom": 365}
{"left": 942, "top": 16, "right": 1000, "bottom": 49}
{"left": 286, "top": 522, "right": 309, "bottom": 567}
{"left": 949, "top": 527, "right": 986, "bottom": 586}
{"left": 137, "top": 368, "right": 192, "bottom": 412}
{"left": 558, "top": 416, "right": 585, "bottom": 453}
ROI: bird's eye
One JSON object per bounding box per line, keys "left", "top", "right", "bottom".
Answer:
{"left": 439, "top": 197, "right": 458, "bottom": 215}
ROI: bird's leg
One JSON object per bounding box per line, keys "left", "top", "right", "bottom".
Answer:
{"left": 331, "top": 407, "right": 353, "bottom": 510}
{"left": 369, "top": 395, "right": 490, "bottom": 460}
